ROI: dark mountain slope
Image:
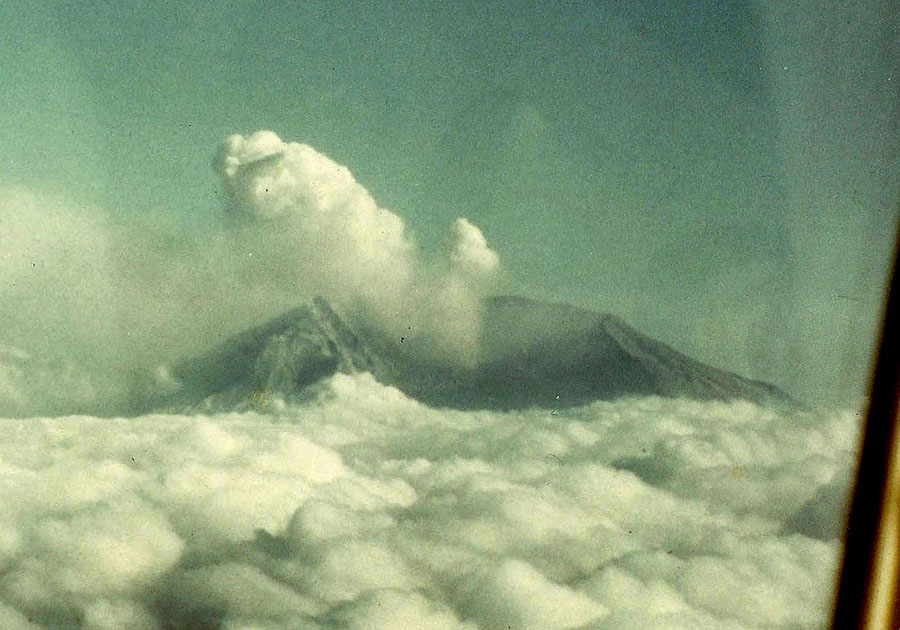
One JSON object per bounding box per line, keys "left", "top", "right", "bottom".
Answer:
{"left": 149, "top": 297, "right": 396, "bottom": 412}
{"left": 389, "top": 296, "right": 795, "bottom": 409}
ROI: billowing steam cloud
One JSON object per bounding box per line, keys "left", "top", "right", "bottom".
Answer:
{"left": 215, "top": 131, "right": 502, "bottom": 365}
{"left": 0, "top": 376, "right": 856, "bottom": 629}
{"left": 0, "top": 132, "right": 502, "bottom": 415}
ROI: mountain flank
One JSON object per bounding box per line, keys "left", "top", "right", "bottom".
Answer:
{"left": 148, "top": 295, "right": 797, "bottom": 413}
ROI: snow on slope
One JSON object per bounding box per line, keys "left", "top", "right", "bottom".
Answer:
{"left": 0, "top": 374, "right": 857, "bottom": 630}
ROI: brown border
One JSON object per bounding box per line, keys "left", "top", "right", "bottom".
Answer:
{"left": 832, "top": 200, "right": 900, "bottom": 629}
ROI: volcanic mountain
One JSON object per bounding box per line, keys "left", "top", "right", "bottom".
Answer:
{"left": 147, "top": 295, "right": 796, "bottom": 413}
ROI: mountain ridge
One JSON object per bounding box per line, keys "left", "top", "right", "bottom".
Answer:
{"left": 148, "top": 295, "right": 798, "bottom": 413}
{"left": 149, "top": 297, "right": 396, "bottom": 413}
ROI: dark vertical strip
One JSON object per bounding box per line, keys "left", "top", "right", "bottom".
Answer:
{"left": 831, "top": 203, "right": 900, "bottom": 630}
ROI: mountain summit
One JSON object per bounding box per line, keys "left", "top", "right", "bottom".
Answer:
{"left": 151, "top": 297, "right": 396, "bottom": 412}
{"left": 149, "top": 295, "right": 797, "bottom": 413}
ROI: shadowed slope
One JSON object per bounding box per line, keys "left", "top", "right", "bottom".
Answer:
{"left": 152, "top": 297, "right": 395, "bottom": 412}
{"left": 390, "top": 296, "right": 796, "bottom": 409}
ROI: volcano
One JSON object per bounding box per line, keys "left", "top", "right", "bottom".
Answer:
{"left": 148, "top": 295, "right": 797, "bottom": 413}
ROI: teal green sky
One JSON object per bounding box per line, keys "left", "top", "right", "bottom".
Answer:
{"left": 1, "top": 1, "right": 897, "bottom": 406}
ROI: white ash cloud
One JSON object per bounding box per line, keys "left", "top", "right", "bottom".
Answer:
{"left": 0, "top": 378, "right": 858, "bottom": 629}
{"left": 214, "top": 130, "right": 502, "bottom": 365}
{"left": 0, "top": 131, "right": 502, "bottom": 415}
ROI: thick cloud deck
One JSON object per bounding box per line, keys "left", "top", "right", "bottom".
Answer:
{"left": 0, "top": 376, "right": 857, "bottom": 629}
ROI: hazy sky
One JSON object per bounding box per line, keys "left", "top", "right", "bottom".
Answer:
{"left": 1, "top": 0, "right": 897, "bottom": 406}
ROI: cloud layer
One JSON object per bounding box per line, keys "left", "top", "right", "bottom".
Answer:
{"left": 0, "top": 376, "right": 858, "bottom": 629}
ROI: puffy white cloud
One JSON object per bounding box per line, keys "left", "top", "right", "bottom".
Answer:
{"left": 214, "top": 131, "right": 502, "bottom": 366}
{"left": 456, "top": 559, "right": 608, "bottom": 630}
{"left": 1, "top": 498, "right": 182, "bottom": 627}
{"left": 167, "top": 562, "right": 319, "bottom": 621}
{"left": 0, "top": 376, "right": 859, "bottom": 629}
{"left": 81, "top": 598, "right": 160, "bottom": 630}
{"left": 449, "top": 218, "right": 500, "bottom": 279}
{"left": 215, "top": 130, "right": 416, "bottom": 298}
{"left": 331, "top": 589, "right": 476, "bottom": 630}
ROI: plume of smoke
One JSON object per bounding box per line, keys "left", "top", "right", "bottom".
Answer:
{"left": 0, "top": 131, "right": 502, "bottom": 414}
{"left": 214, "top": 130, "right": 502, "bottom": 365}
